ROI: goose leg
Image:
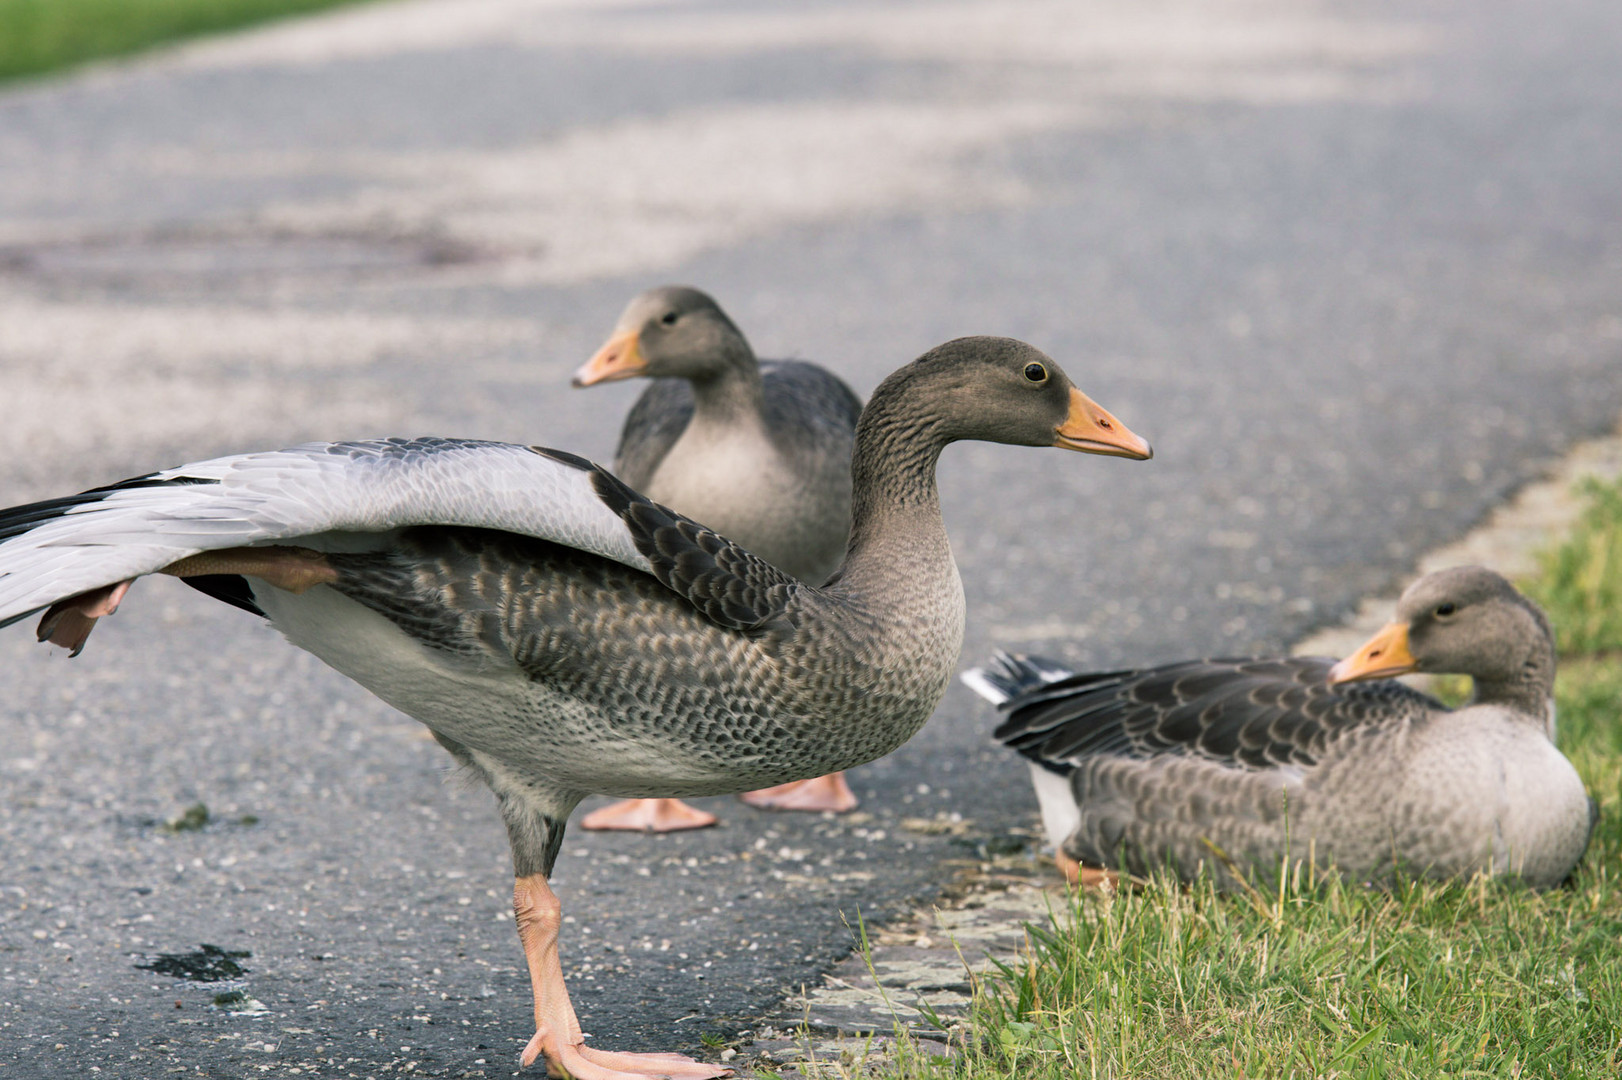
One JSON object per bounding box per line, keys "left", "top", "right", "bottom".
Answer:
{"left": 36, "top": 547, "right": 336, "bottom": 658}
{"left": 160, "top": 545, "right": 337, "bottom": 593}
{"left": 514, "top": 876, "right": 729, "bottom": 1079}
{"left": 1055, "top": 851, "right": 1118, "bottom": 891}
{"left": 738, "top": 772, "right": 858, "bottom": 813}
{"left": 580, "top": 799, "right": 718, "bottom": 832}
{"left": 470, "top": 763, "right": 729, "bottom": 1079}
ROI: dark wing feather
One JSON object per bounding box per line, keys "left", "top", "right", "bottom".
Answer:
{"left": 995, "top": 656, "right": 1442, "bottom": 773}
{"left": 579, "top": 458, "right": 800, "bottom": 636}
{"left": 180, "top": 575, "right": 266, "bottom": 618}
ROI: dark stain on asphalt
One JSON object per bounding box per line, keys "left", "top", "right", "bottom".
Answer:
{"left": 136, "top": 943, "right": 252, "bottom": 982}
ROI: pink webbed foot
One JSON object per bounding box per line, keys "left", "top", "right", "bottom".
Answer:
{"left": 738, "top": 772, "right": 858, "bottom": 813}
{"left": 523, "top": 1036, "right": 731, "bottom": 1079}
{"left": 36, "top": 579, "right": 134, "bottom": 656}
{"left": 579, "top": 799, "right": 718, "bottom": 832}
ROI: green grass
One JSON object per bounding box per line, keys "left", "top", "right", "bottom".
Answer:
{"left": 920, "top": 866, "right": 1621, "bottom": 1079}
{"left": 1525, "top": 477, "right": 1622, "bottom": 657}
{"left": 0, "top": 0, "right": 378, "bottom": 82}
{"left": 846, "top": 477, "right": 1622, "bottom": 1079}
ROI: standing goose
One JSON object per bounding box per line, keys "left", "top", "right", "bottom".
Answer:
{"left": 964, "top": 566, "right": 1594, "bottom": 890}
{"left": 573, "top": 286, "right": 863, "bottom": 831}
{"left": 0, "top": 337, "right": 1150, "bottom": 1080}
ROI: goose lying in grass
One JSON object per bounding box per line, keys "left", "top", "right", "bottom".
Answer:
{"left": 964, "top": 567, "right": 1595, "bottom": 890}
{"left": 573, "top": 285, "right": 863, "bottom": 830}
{"left": 0, "top": 336, "right": 1150, "bottom": 1080}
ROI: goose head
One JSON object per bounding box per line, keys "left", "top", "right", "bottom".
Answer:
{"left": 1327, "top": 566, "right": 1556, "bottom": 709}
{"left": 858, "top": 336, "right": 1153, "bottom": 459}
{"left": 573, "top": 286, "right": 752, "bottom": 387}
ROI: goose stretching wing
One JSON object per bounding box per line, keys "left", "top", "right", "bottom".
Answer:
{"left": 2, "top": 337, "right": 1152, "bottom": 1079}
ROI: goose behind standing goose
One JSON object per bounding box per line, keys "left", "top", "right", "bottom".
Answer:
{"left": 964, "top": 566, "right": 1595, "bottom": 890}
{"left": 573, "top": 286, "right": 864, "bottom": 830}
{"left": 0, "top": 336, "right": 1151, "bottom": 1080}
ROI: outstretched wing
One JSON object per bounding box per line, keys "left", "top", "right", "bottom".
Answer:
{"left": 0, "top": 438, "right": 648, "bottom": 630}
{"left": 991, "top": 655, "right": 1441, "bottom": 772}
{"left": 0, "top": 436, "right": 800, "bottom": 641}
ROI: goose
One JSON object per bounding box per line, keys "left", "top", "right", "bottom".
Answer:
{"left": 0, "top": 336, "right": 1151, "bottom": 1080}
{"left": 573, "top": 286, "right": 863, "bottom": 831}
{"left": 964, "top": 566, "right": 1595, "bottom": 890}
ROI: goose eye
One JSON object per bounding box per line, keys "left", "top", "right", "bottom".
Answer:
{"left": 660, "top": 311, "right": 679, "bottom": 327}
{"left": 1434, "top": 603, "right": 1456, "bottom": 618}
{"left": 1023, "top": 362, "right": 1047, "bottom": 383}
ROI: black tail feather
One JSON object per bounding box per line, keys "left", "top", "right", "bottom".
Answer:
{"left": 960, "top": 651, "right": 1077, "bottom": 706}
{"left": 181, "top": 575, "right": 266, "bottom": 618}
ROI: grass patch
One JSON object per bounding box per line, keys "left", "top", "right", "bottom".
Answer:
{"left": 889, "top": 865, "right": 1622, "bottom": 1079}
{"left": 851, "top": 477, "right": 1622, "bottom": 1078}
{"left": 0, "top": 0, "right": 378, "bottom": 82}
{"left": 1525, "top": 477, "right": 1622, "bottom": 656}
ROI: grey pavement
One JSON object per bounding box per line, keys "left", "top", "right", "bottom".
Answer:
{"left": 1, "top": 0, "right": 1620, "bottom": 1076}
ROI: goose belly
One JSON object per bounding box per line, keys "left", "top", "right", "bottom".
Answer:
{"left": 1307, "top": 715, "right": 1591, "bottom": 886}
{"left": 1440, "top": 713, "right": 1589, "bottom": 882}
{"left": 250, "top": 582, "right": 858, "bottom": 799}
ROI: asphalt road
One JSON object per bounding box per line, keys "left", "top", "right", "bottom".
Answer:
{"left": 1, "top": 0, "right": 1619, "bottom": 1076}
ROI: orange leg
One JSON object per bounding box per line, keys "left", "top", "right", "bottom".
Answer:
{"left": 579, "top": 799, "right": 718, "bottom": 832}
{"left": 159, "top": 546, "right": 337, "bottom": 593}
{"left": 738, "top": 772, "right": 858, "bottom": 813}
{"left": 36, "top": 546, "right": 337, "bottom": 658}
{"left": 1055, "top": 852, "right": 1118, "bottom": 891}
{"left": 512, "top": 875, "right": 731, "bottom": 1079}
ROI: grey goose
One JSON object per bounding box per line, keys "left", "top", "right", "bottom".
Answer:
{"left": 964, "top": 567, "right": 1594, "bottom": 891}
{"left": 573, "top": 286, "right": 863, "bottom": 830}
{"left": 0, "top": 336, "right": 1150, "bottom": 1080}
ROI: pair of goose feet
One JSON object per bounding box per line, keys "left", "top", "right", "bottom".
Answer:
{"left": 580, "top": 772, "right": 858, "bottom": 832}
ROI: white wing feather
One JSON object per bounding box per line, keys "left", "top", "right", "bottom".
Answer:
{"left": 0, "top": 439, "right": 650, "bottom": 626}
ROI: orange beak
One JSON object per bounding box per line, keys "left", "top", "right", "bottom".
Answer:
{"left": 572, "top": 330, "right": 647, "bottom": 387}
{"left": 1054, "top": 388, "right": 1152, "bottom": 459}
{"left": 1327, "top": 621, "right": 1418, "bottom": 684}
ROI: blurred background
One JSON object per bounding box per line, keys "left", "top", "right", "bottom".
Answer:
{"left": 1, "top": 0, "right": 1619, "bottom": 1075}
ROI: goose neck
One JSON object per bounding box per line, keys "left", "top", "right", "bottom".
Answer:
{"left": 1468, "top": 631, "right": 1557, "bottom": 731}
{"left": 1469, "top": 671, "right": 1557, "bottom": 731}
{"left": 687, "top": 360, "right": 766, "bottom": 428}
{"left": 832, "top": 393, "right": 954, "bottom": 592}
